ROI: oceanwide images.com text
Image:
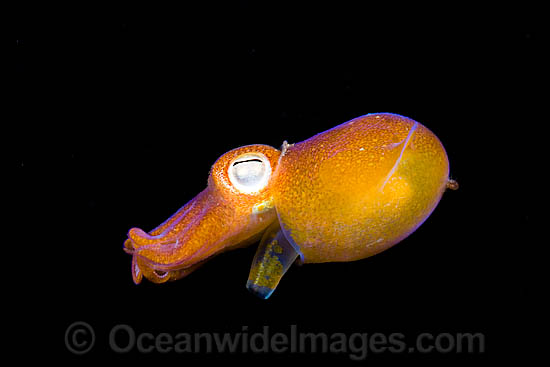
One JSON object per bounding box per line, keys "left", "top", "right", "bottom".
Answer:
{"left": 65, "top": 322, "right": 485, "bottom": 360}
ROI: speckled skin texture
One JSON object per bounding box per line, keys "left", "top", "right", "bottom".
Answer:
{"left": 273, "top": 113, "right": 449, "bottom": 263}
{"left": 124, "top": 113, "right": 450, "bottom": 285}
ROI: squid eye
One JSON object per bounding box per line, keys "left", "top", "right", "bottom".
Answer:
{"left": 228, "top": 153, "right": 271, "bottom": 194}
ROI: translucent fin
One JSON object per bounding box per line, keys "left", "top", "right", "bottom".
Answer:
{"left": 246, "top": 222, "right": 299, "bottom": 299}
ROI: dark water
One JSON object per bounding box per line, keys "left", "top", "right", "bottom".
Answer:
{"left": 13, "top": 3, "right": 540, "bottom": 365}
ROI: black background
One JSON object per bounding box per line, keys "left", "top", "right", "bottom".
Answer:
{"left": 13, "top": 2, "right": 539, "bottom": 364}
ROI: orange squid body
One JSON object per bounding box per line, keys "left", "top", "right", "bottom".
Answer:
{"left": 273, "top": 113, "right": 449, "bottom": 263}
{"left": 124, "top": 113, "right": 453, "bottom": 296}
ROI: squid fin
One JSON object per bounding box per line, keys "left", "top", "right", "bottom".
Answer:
{"left": 246, "top": 222, "right": 299, "bottom": 299}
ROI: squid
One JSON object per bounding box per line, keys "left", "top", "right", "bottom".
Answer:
{"left": 123, "top": 113, "right": 457, "bottom": 299}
